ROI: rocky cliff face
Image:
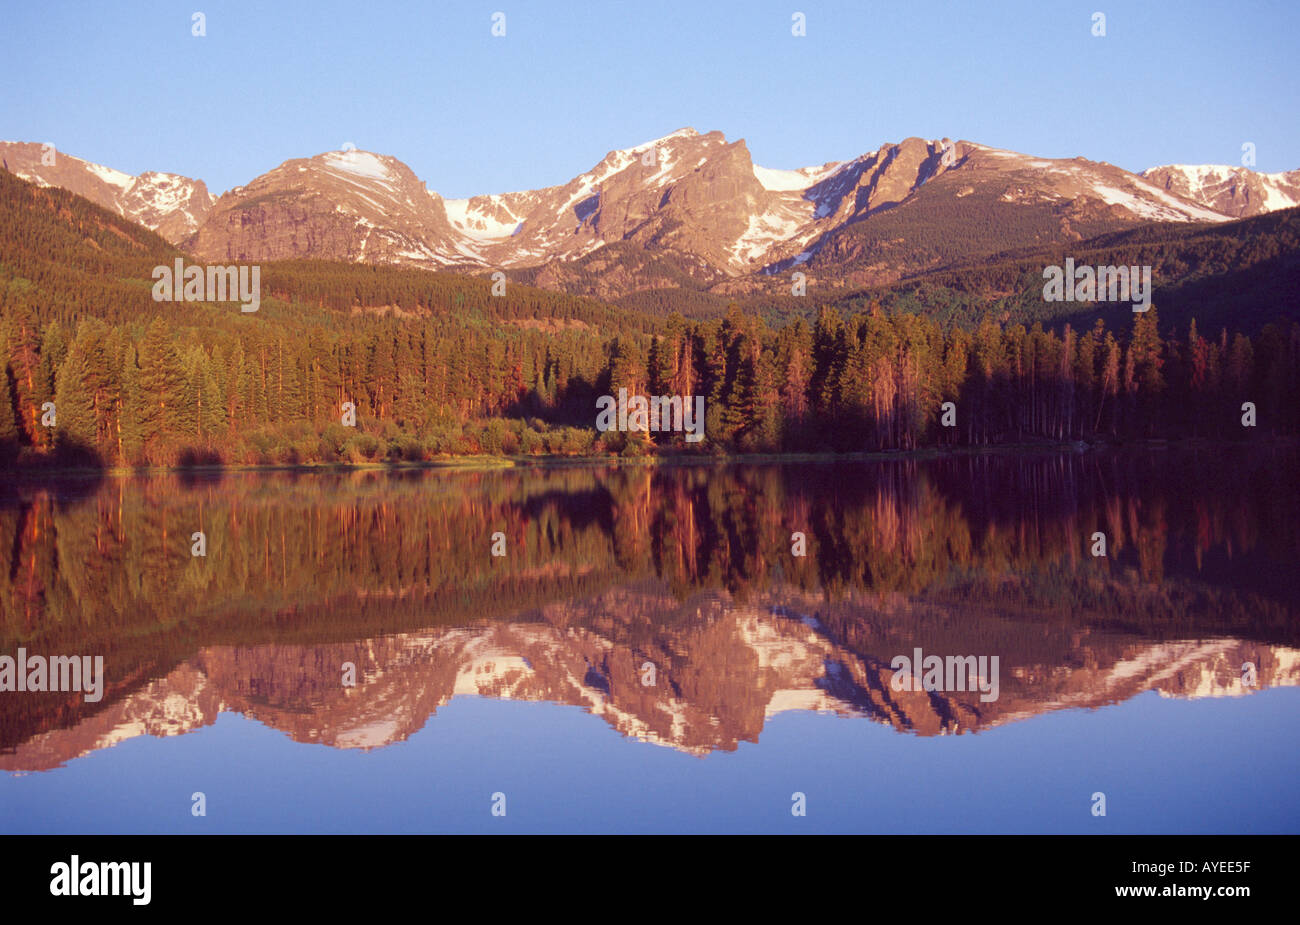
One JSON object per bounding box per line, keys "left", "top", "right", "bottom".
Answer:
{"left": 0, "top": 141, "right": 213, "bottom": 242}
{"left": 452, "top": 129, "right": 767, "bottom": 271}
{"left": 180, "top": 132, "right": 1251, "bottom": 296}
{"left": 4, "top": 585, "right": 1296, "bottom": 771}
{"left": 1141, "top": 164, "right": 1300, "bottom": 217}
{"left": 778, "top": 142, "right": 1238, "bottom": 289}
{"left": 7, "top": 133, "right": 1298, "bottom": 298}
{"left": 187, "top": 149, "right": 470, "bottom": 268}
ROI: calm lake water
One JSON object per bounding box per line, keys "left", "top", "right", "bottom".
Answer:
{"left": 2, "top": 449, "right": 1298, "bottom": 833}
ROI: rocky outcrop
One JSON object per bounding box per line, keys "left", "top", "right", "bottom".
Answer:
{"left": 187, "top": 150, "right": 470, "bottom": 268}
{"left": 7, "top": 132, "right": 1297, "bottom": 298}
{"left": 0, "top": 141, "right": 213, "bottom": 242}
{"left": 1141, "top": 164, "right": 1300, "bottom": 217}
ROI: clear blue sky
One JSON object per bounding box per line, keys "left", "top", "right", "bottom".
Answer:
{"left": 4, "top": 0, "right": 1297, "bottom": 197}
{"left": 8, "top": 690, "right": 1299, "bottom": 833}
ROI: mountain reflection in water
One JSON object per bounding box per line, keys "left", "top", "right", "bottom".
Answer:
{"left": 2, "top": 448, "right": 1298, "bottom": 772}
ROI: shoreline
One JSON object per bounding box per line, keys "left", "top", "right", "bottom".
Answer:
{"left": 1, "top": 436, "right": 1293, "bottom": 479}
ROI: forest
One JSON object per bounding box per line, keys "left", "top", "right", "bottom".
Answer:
{"left": 2, "top": 167, "right": 1298, "bottom": 467}
{"left": 3, "top": 299, "right": 1296, "bottom": 467}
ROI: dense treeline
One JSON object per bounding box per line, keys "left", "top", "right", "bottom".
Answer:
{"left": 2, "top": 297, "right": 1298, "bottom": 466}
{"left": 263, "top": 260, "right": 656, "bottom": 334}
{"left": 3, "top": 166, "right": 1298, "bottom": 466}
{"left": 835, "top": 207, "right": 1300, "bottom": 333}
{"left": 0, "top": 301, "right": 622, "bottom": 464}
{"left": 813, "top": 178, "right": 1127, "bottom": 277}
{"left": 0, "top": 169, "right": 647, "bottom": 464}
{"left": 651, "top": 305, "right": 1300, "bottom": 451}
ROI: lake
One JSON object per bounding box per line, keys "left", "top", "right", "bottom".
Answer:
{"left": 2, "top": 448, "right": 1298, "bottom": 833}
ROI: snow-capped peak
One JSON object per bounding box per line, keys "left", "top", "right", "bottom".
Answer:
{"left": 618, "top": 127, "right": 699, "bottom": 155}
{"left": 320, "top": 150, "right": 398, "bottom": 183}
{"left": 752, "top": 162, "right": 846, "bottom": 192}
{"left": 86, "top": 161, "right": 134, "bottom": 190}
{"left": 442, "top": 195, "right": 524, "bottom": 242}
{"left": 1148, "top": 163, "right": 1239, "bottom": 176}
{"left": 1140, "top": 162, "right": 1300, "bottom": 217}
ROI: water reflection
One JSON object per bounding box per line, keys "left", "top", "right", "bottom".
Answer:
{"left": 2, "top": 447, "right": 1298, "bottom": 770}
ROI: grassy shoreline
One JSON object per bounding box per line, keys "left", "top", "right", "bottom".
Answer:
{"left": 2, "top": 436, "right": 1293, "bottom": 479}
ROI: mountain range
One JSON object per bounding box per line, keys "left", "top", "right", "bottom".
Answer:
{"left": 4, "top": 584, "right": 1296, "bottom": 770}
{"left": 3, "top": 131, "right": 1299, "bottom": 299}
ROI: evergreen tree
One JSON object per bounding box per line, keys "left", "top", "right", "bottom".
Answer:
{"left": 0, "top": 344, "right": 19, "bottom": 460}
{"left": 119, "top": 345, "right": 145, "bottom": 462}
{"left": 179, "top": 346, "right": 224, "bottom": 443}
{"left": 53, "top": 320, "right": 117, "bottom": 455}
{"left": 137, "top": 318, "right": 187, "bottom": 453}
{"left": 6, "top": 301, "right": 45, "bottom": 446}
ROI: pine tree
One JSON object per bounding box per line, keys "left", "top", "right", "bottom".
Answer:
{"left": 1129, "top": 307, "right": 1165, "bottom": 434}
{"left": 1098, "top": 332, "right": 1121, "bottom": 435}
{"left": 54, "top": 320, "right": 117, "bottom": 455}
{"left": 1225, "top": 333, "right": 1254, "bottom": 396}
{"left": 369, "top": 331, "right": 398, "bottom": 419}
{"left": 1073, "top": 322, "right": 1099, "bottom": 439}
{"left": 810, "top": 307, "right": 846, "bottom": 422}
{"left": 942, "top": 330, "right": 970, "bottom": 443}
{"left": 179, "top": 346, "right": 224, "bottom": 443}
{"left": 137, "top": 318, "right": 187, "bottom": 452}
{"left": 6, "top": 301, "right": 45, "bottom": 446}
{"left": 38, "top": 320, "right": 69, "bottom": 405}
{"left": 0, "top": 344, "right": 19, "bottom": 461}
{"left": 775, "top": 320, "right": 812, "bottom": 435}
{"left": 118, "top": 345, "right": 145, "bottom": 463}
{"left": 972, "top": 317, "right": 1006, "bottom": 443}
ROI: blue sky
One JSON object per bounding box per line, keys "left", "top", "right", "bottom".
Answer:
{"left": 4, "top": 1, "right": 1297, "bottom": 197}
{"left": 7, "top": 690, "right": 1299, "bottom": 833}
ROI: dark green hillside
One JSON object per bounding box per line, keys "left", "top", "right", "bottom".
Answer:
{"left": 0, "top": 167, "right": 181, "bottom": 328}
{"left": 830, "top": 207, "right": 1300, "bottom": 334}
{"left": 508, "top": 240, "right": 729, "bottom": 304}
{"left": 0, "top": 166, "right": 657, "bottom": 336}
{"left": 3, "top": 169, "right": 1298, "bottom": 467}
{"left": 806, "top": 167, "right": 1135, "bottom": 280}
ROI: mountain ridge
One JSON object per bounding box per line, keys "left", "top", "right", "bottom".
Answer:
{"left": 5, "top": 133, "right": 1299, "bottom": 299}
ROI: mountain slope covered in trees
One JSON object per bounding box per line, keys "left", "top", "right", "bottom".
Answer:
{"left": 828, "top": 206, "right": 1300, "bottom": 334}
{"left": 2, "top": 169, "right": 1297, "bottom": 467}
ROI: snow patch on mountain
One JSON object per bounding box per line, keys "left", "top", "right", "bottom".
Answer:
{"left": 1261, "top": 174, "right": 1299, "bottom": 210}
{"left": 129, "top": 172, "right": 195, "bottom": 211}
{"left": 730, "top": 207, "right": 805, "bottom": 265}
{"left": 617, "top": 127, "right": 698, "bottom": 155}
{"left": 1090, "top": 181, "right": 1226, "bottom": 222}
{"left": 976, "top": 147, "right": 1058, "bottom": 170}
{"left": 443, "top": 196, "right": 524, "bottom": 241}
{"left": 87, "top": 161, "right": 133, "bottom": 190}
{"left": 1144, "top": 163, "right": 1300, "bottom": 214}
{"left": 753, "top": 162, "right": 843, "bottom": 192}
{"left": 13, "top": 171, "right": 51, "bottom": 188}
{"left": 1124, "top": 175, "right": 1232, "bottom": 222}
{"left": 1151, "top": 164, "right": 1237, "bottom": 185}
{"left": 321, "top": 150, "right": 397, "bottom": 184}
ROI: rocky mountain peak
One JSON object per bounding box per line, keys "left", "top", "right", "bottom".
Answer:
{"left": 0, "top": 141, "right": 213, "bottom": 242}
{"left": 1140, "top": 163, "right": 1300, "bottom": 217}
{"left": 8, "top": 132, "right": 1298, "bottom": 300}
